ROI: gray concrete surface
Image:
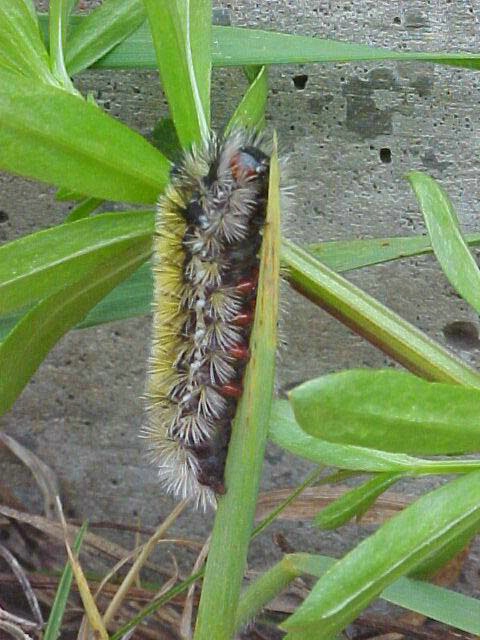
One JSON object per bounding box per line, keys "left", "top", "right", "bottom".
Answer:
{"left": 1, "top": 0, "right": 480, "bottom": 601}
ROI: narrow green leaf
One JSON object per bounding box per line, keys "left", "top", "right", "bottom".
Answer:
{"left": 151, "top": 117, "right": 183, "bottom": 161}
{"left": 0, "top": 240, "right": 150, "bottom": 415}
{"left": 43, "top": 521, "right": 87, "bottom": 640}
{"left": 282, "top": 240, "right": 480, "bottom": 387}
{"left": 282, "top": 470, "right": 480, "bottom": 636}
{"left": 194, "top": 141, "right": 281, "bottom": 640}
{"left": 64, "top": 197, "right": 104, "bottom": 222}
{"left": 0, "top": 0, "right": 54, "bottom": 82}
{"left": 308, "top": 232, "right": 480, "bottom": 272}
{"left": 56, "top": 19, "right": 480, "bottom": 70}
{"left": 0, "top": 73, "right": 170, "bottom": 203}
{"left": 187, "top": 0, "right": 212, "bottom": 124}
{"left": 0, "top": 211, "right": 155, "bottom": 314}
{"left": 408, "top": 171, "right": 480, "bottom": 315}
{"left": 64, "top": 0, "right": 146, "bottom": 76}
{"left": 269, "top": 399, "right": 480, "bottom": 475}
{"left": 291, "top": 369, "right": 480, "bottom": 455}
{"left": 225, "top": 65, "right": 268, "bottom": 134}
{"left": 314, "top": 473, "right": 402, "bottom": 530}
{"left": 49, "top": 0, "right": 77, "bottom": 91}
{"left": 142, "top": 0, "right": 209, "bottom": 147}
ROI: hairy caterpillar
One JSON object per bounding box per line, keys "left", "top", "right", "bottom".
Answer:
{"left": 144, "top": 130, "right": 270, "bottom": 508}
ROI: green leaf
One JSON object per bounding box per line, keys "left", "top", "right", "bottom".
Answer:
{"left": 225, "top": 65, "right": 268, "bottom": 134}
{"left": 64, "top": 197, "right": 104, "bottom": 222}
{"left": 56, "top": 19, "right": 480, "bottom": 71}
{"left": 194, "top": 139, "right": 281, "bottom": 640}
{"left": 43, "top": 521, "right": 87, "bottom": 640}
{"left": 151, "top": 117, "right": 182, "bottom": 161}
{"left": 238, "top": 552, "right": 480, "bottom": 637}
{"left": 282, "top": 470, "right": 480, "bottom": 637}
{"left": 64, "top": 0, "right": 146, "bottom": 76}
{"left": 0, "top": 73, "right": 170, "bottom": 203}
{"left": 0, "top": 0, "right": 54, "bottom": 82}
{"left": 290, "top": 369, "right": 480, "bottom": 455}
{"left": 269, "top": 399, "right": 480, "bottom": 475}
{"left": 49, "top": 0, "right": 77, "bottom": 91}
{"left": 408, "top": 171, "right": 480, "bottom": 315}
{"left": 0, "top": 240, "right": 150, "bottom": 416}
{"left": 0, "top": 211, "right": 155, "bottom": 314}
{"left": 308, "top": 232, "right": 480, "bottom": 272}
{"left": 142, "top": 0, "right": 210, "bottom": 147}
{"left": 281, "top": 240, "right": 480, "bottom": 387}
{"left": 314, "top": 473, "right": 402, "bottom": 530}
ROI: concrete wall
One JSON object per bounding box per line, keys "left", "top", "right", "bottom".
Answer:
{"left": 2, "top": 0, "right": 479, "bottom": 590}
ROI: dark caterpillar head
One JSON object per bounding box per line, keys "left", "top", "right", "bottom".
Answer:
{"left": 231, "top": 146, "right": 269, "bottom": 181}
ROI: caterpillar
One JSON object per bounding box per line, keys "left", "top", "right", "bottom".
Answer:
{"left": 144, "top": 129, "right": 270, "bottom": 509}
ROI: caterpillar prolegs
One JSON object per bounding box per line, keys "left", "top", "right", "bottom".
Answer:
{"left": 144, "top": 130, "right": 270, "bottom": 508}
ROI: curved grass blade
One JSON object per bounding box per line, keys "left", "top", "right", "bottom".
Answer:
{"left": 142, "top": 0, "right": 210, "bottom": 147}
{"left": 225, "top": 65, "right": 268, "bottom": 134}
{"left": 0, "top": 211, "right": 155, "bottom": 314}
{"left": 0, "top": 0, "right": 54, "bottom": 82}
{"left": 290, "top": 369, "right": 480, "bottom": 455}
{"left": 43, "top": 522, "right": 87, "bottom": 640}
{"left": 269, "top": 399, "right": 480, "bottom": 475}
{"left": 282, "top": 470, "right": 480, "bottom": 637}
{"left": 408, "top": 171, "right": 480, "bottom": 315}
{"left": 64, "top": 0, "right": 146, "bottom": 76}
{"left": 194, "top": 140, "right": 281, "bottom": 640}
{"left": 0, "top": 73, "right": 170, "bottom": 203}
{"left": 282, "top": 240, "right": 480, "bottom": 387}
{"left": 0, "top": 239, "right": 150, "bottom": 416}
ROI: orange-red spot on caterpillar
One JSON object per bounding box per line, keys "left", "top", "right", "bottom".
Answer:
{"left": 219, "top": 382, "right": 243, "bottom": 398}
{"left": 229, "top": 344, "right": 250, "bottom": 360}
{"left": 233, "top": 312, "right": 254, "bottom": 326}
{"left": 235, "top": 278, "right": 257, "bottom": 295}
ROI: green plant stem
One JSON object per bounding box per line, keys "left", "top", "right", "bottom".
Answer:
{"left": 193, "top": 145, "right": 281, "bottom": 640}
{"left": 282, "top": 239, "right": 480, "bottom": 387}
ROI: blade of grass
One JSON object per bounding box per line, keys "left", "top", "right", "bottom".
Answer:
{"left": 0, "top": 72, "right": 170, "bottom": 203}
{"left": 307, "top": 232, "right": 480, "bottom": 272}
{"left": 282, "top": 239, "right": 480, "bottom": 387}
{"left": 408, "top": 171, "right": 480, "bottom": 315}
{"left": 43, "top": 522, "right": 88, "bottom": 640}
{"left": 57, "top": 500, "right": 108, "bottom": 640}
{"left": 52, "top": 19, "right": 480, "bottom": 70}
{"left": 225, "top": 65, "right": 268, "bottom": 134}
{"left": 313, "top": 473, "right": 403, "bottom": 530}
{"left": 193, "top": 140, "right": 281, "bottom": 640}
{"left": 0, "top": 239, "right": 150, "bottom": 416}
{"left": 142, "top": 0, "right": 210, "bottom": 147}
{"left": 282, "top": 471, "right": 480, "bottom": 637}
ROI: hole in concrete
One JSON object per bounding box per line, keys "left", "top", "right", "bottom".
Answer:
{"left": 292, "top": 74, "right": 309, "bottom": 90}
{"left": 393, "top": 16, "right": 401, "bottom": 24}
{"left": 443, "top": 321, "right": 479, "bottom": 349}
{"left": 0, "top": 210, "right": 8, "bottom": 223}
{"left": 380, "top": 147, "right": 392, "bottom": 163}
